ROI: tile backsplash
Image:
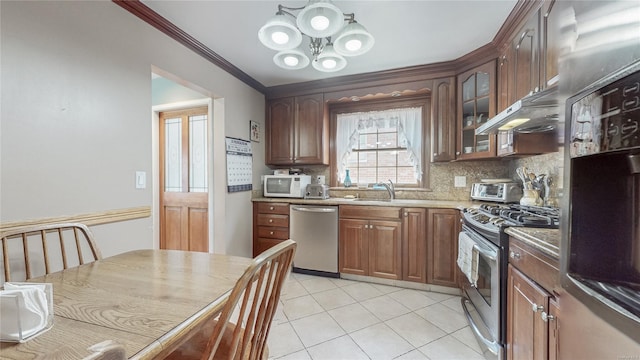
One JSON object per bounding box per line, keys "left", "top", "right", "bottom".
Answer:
{"left": 265, "top": 148, "right": 565, "bottom": 202}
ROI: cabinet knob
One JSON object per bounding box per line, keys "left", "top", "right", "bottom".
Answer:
{"left": 269, "top": 206, "right": 274, "bottom": 210}
{"left": 268, "top": 219, "right": 273, "bottom": 223}
{"left": 532, "top": 303, "right": 544, "bottom": 313}
{"left": 433, "top": 153, "right": 437, "bottom": 157}
{"left": 404, "top": 212, "right": 408, "bottom": 217}
{"left": 510, "top": 251, "right": 521, "bottom": 260}
{"left": 456, "top": 151, "right": 461, "bottom": 156}
{"left": 270, "top": 231, "right": 274, "bottom": 235}
{"left": 541, "top": 311, "right": 555, "bottom": 322}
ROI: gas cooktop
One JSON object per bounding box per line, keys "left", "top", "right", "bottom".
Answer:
{"left": 466, "top": 203, "right": 560, "bottom": 229}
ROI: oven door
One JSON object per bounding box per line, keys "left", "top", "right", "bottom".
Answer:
{"left": 459, "top": 227, "right": 503, "bottom": 360}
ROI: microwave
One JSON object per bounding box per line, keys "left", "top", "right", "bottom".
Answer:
{"left": 263, "top": 175, "right": 311, "bottom": 198}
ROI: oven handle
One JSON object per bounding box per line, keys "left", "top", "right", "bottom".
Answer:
{"left": 459, "top": 230, "right": 498, "bottom": 263}
{"left": 473, "top": 243, "right": 497, "bottom": 262}
{"left": 460, "top": 297, "right": 500, "bottom": 356}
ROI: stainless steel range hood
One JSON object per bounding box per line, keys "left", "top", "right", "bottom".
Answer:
{"left": 476, "top": 85, "right": 559, "bottom": 135}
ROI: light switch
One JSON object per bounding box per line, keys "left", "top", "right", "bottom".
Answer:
{"left": 454, "top": 176, "right": 466, "bottom": 188}
{"left": 135, "top": 171, "right": 146, "bottom": 189}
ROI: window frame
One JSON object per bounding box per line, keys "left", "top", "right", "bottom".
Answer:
{"left": 329, "top": 96, "right": 431, "bottom": 188}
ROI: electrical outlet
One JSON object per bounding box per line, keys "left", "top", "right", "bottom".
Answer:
{"left": 454, "top": 176, "right": 466, "bottom": 188}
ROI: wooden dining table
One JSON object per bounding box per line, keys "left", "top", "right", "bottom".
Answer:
{"left": 0, "top": 249, "right": 253, "bottom": 359}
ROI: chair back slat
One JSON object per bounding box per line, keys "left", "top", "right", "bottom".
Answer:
{"left": 201, "top": 240, "right": 296, "bottom": 360}
{"left": 0, "top": 223, "right": 102, "bottom": 285}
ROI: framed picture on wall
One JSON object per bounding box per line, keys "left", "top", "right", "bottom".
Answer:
{"left": 250, "top": 120, "right": 260, "bottom": 142}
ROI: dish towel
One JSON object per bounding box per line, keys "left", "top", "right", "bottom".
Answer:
{"left": 0, "top": 282, "right": 52, "bottom": 342}
{"left": 457, "top": 232, "right": 479, "bottom": 287}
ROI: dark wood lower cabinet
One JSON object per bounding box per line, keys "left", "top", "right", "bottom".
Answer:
{"left": 338, "top": 218, "right": 369, "bottom": 276}
{"left": 507, "top": 236, "right": 561, "bottom": 360}
{"left": 338, "top": 205, "right": 402, "bottom": 280}
{"left": 252, "top": 202, "right": 289, "bottom": 257}
{"left": 402, "top": 208, "right": 427, "bottom": 283}
{"left": 339, "top": 206, "right": 460, "bottom": 287}
{"left": 508, "top": 264, "right": 550, "bottom": 360}
{"left": 368, "top": 220, "right": 402, "bottom": 280}
{"left": 427, "top": 208, "right": 460, "bottom": 287}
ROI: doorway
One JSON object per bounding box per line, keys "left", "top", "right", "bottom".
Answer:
{"left": 159, "top": 106, "right": 209, "bottom": 251}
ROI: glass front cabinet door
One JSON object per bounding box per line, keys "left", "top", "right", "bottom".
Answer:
{"left": 457, "top": 60, "right": 497, "bottom": 159}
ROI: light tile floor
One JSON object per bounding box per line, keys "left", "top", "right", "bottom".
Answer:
{"left": 268, "top": 272, "right": 485, "bottom": 360}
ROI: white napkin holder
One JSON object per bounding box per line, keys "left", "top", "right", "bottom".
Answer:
{"left": 0, "top": 282, "right": 54, "bottom": 343}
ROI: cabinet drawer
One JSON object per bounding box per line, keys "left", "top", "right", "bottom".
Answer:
{"left": 509, "top": 239, "right": 559, "bottom": 292}
{"left": 258, "top": 226, "right": 289, "bottom": 239}
{"left": 257, "top": 214, "right": 289, "bottom": 227}
{"left": 257, "top": 202, "right": 290, "bottom": 215}
{"left": 340, "top": 205, "right": 401, "bottom": 220}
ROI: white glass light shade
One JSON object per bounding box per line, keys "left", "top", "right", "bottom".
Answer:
{"left": 296, "top": 0, "right": 345, "bottom": 38}
{"left": 312, "top": 43, "right": 347, "bottom": 72}
{"left": 274, "top": 49, "right": 310, "bottom": 70}
{"left": 334, "top": 21, "right": 375, "bottom": 56}
{"left": 258, "top": 14, "right": 302, "bottom": 51}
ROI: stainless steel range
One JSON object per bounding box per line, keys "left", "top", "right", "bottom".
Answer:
{"left": 459, "top": 204, "right": 560, "bottom": 360}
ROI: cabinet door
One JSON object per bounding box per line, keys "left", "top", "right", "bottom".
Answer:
{"left": 294, "top": 93, "right": 327, "bottom": 165}
{"left": 547, "top": 297, "right": 559, "bottom": 360}
{"left": 431, "top": 77, "right": 456, "bottom": 162}
{"left": 266, "top": 98, "right": 295, "bottom": 165}
{"left": 426, "top": 208, "right": 460, "bottom": 287}
{"left": 339, "top": 218, "right": 369, "bottom": 276}
{"left": 508, "top": 265, "right": 550, "bottom": 360}
{"left": 497, "top": 48, "right": 513, "bottom": 112}
{"left": 541, "top": 0, "right": 559, "bottom": 88}
{"left": 457, "top": 61, "right": 497, "bottom": 159}
{"left": 369, "top": 220, "right": 402, "bottom": 280}
{"left": 402, "top": 208, "right": 427, "bottom": 283}
{"left": 513, "top": 12, "right": 541, "bottom": 99}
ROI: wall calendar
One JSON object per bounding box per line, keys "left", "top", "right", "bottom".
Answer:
{"left": 225, "top": 137, "right": 253, "bottom": 193}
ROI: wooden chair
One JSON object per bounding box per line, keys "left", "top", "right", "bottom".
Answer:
{"left": 0, "top": 223, "right": 102, "bottom": 284}
{"left": 83, "top": 340, "right": 127, "bottom": 360}
{"left": 165, "top": 239, "right": 297, "bottom": 360}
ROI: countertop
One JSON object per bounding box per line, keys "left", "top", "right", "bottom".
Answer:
{"left": 252, "top": 197, "right": 476, "bottom": 210}
{"left": 505, "top": 227, "right": 560, "bottom": 260}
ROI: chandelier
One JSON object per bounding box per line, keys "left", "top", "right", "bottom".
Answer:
{"left": 258, "top": 0, "right": 375, "bottom": 73}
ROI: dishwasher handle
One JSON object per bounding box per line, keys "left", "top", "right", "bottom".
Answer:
{"left": 290, "top": 206, "right": 337, "bottom": 213}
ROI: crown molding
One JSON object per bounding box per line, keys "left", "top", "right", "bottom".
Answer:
{"left": 113, "top": 0, "right": 267, "bottom": 94}
{"left": 115, "top": 0, "right": 539, "bottom": 99}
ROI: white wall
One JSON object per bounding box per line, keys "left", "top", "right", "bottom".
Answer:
{"left": 0, "top": 1, "right": 266, "bottom": 257}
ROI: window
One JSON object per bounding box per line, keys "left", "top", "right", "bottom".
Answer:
{"left": 335, "top": 105, "right": 424, "bottom": 187}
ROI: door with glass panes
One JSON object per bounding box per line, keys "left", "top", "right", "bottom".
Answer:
{"left": 159, "top": 107, "right": 208, "bottom": 251}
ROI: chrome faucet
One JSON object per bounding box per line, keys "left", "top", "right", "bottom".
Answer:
{"left": 375, "top": 179, "right": 395, "bottom": 200}
{"left": 388, "top": 179, "right": 395, "bottom": 199}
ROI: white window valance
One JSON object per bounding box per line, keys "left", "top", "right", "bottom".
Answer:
{"left": 336, "top": 107, "right": 422, "bottom": 182}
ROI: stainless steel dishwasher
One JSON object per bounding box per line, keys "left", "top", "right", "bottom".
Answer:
{"left": 289, "top": 204, "right": 339, "bottom": 277}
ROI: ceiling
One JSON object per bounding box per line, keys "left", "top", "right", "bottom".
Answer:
{"left": 141, "top": 1, "right": 518, "bottom": 88}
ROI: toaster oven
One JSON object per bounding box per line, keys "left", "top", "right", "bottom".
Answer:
{"left": 470, "top": 182, "right": 522, "bottom": 203}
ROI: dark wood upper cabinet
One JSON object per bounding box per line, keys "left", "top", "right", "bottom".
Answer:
{"left": 497, "top": 48, "right": 513, "bottom": 113}
{"left": 266, "top": 93, "right": 328, "bottom": 166}
{"left": 513, "top": 11, "right": 541, "bottom": 100}
{"left": 457, "top": 60, "right": 497, "bottom": 160}
{"left": 431, "top": 77, "right": 457, "bottom": 162}
{"left": 541, "top": 0, "right": 559, "bottom": 89}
